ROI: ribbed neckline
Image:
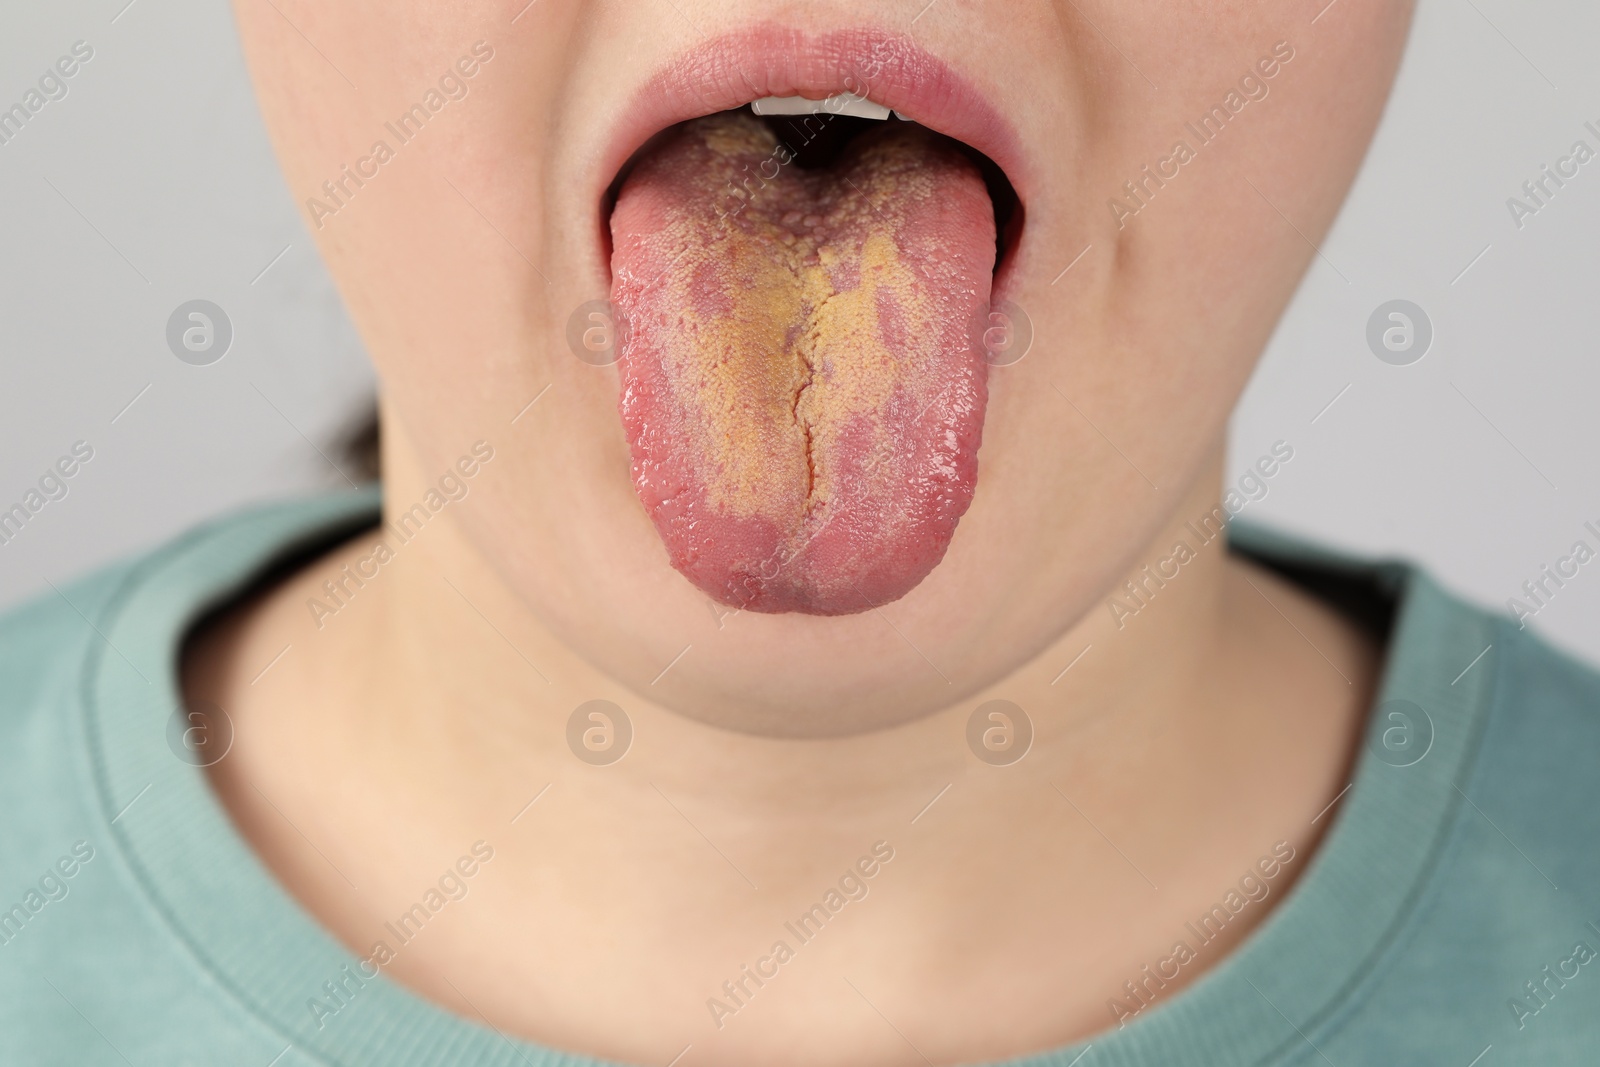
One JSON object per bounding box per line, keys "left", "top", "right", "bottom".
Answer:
{"left": 78, "top": 490, "right": 1501, "bottom": 1067}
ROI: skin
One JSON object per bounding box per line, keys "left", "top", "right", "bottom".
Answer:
{"left": 191, "top": 1, "right": 1412, "bottom": 1063}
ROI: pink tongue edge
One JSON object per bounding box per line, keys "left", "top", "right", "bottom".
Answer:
{"left": 609, "top": 114, "right": 999, "bottom": 615}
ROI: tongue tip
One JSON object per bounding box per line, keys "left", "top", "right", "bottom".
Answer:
{"left": 660, "top": 470, "right": 981, "bottom": 618}
{"left": 693, "top": 555, "right": 946, "bottom": 617}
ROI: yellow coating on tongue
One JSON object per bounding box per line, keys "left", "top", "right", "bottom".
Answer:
{"left": 798, "top": 234, "right": 925, "bottom": 508}
{"left": 668, "top": 230, "right": 807, "bottom": 524}
{"left": 660, "top": 159, "right": 942, "bottom": 527}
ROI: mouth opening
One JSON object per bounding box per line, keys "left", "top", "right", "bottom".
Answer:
{"left": 601, "top": 105, "right": 1023, "bottom": 283}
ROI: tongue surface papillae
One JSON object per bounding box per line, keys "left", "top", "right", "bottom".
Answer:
{"left": 610, "top": 111, "right": 996, "bottom": 615}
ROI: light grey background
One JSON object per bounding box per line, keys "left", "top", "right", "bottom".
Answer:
{"left": 2, "top": 1, "right": 1597, "bottom": 665}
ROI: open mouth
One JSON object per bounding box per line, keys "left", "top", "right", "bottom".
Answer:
{"left": 599, "top": 27, "right": 1026, "bottom": 617}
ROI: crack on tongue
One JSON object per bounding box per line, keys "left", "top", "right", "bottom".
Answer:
{"left": 799, "top": 415, "right": 817, "bottom": 502}
{"left": 611, "top": 111, "right": 996, "bottom": 615}
{"left": 793, "top": 324, "right": 818, "bottom": 504}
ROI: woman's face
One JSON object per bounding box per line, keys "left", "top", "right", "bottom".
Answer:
{"left": 235, "top": 0, "right": 1411, "bottom": 733}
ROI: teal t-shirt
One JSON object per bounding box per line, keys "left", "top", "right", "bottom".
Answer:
{"left": 2, "top": 488, "right": 1599, "bottom": 1065}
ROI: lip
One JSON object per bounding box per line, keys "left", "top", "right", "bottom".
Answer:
{"left": 593, "top": 22, "right": 1031, "bottom": 294}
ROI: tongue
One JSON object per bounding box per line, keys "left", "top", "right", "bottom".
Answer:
{"left": 610, "top": 111, "right": 996, "bottom": 615}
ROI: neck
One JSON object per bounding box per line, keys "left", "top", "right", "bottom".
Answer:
{"left": 348, "top": 439, "right": 1231, "bottom": 806}
{"left": 191, "top": 428, "right": 1375, "bottom": 1066}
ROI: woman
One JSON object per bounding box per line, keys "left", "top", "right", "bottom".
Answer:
{"left": 3, "top": 0, "right": 1597, "bottom": 1063}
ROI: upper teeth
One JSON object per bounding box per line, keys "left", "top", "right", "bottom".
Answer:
{"left": 750, "top": 94, "right": 892, "bottom": 121}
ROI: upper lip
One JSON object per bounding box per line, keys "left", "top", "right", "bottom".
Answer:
{"left": 592, "top": 22, "right": 1030, "bottom": 287}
